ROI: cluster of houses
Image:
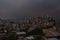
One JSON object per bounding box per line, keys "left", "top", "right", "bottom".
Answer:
{"left": 0, "top": 16, "right": 60, "bottom": 40}
{"left": 16, "top": 16, "right": 56, "bottom": 40}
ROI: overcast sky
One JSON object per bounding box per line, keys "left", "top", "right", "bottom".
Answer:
{"left": 0, "top": 0, "right": 60, "bottom": 22}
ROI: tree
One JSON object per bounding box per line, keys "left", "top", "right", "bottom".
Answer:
{"left": 27, "top": 27, "right": 44, "bottom": 40}
{"left": 28, "top": 28, "right": 42, "bottom": 35}
{"left": 6, "top": 33, "right": 17, "bottom": 40}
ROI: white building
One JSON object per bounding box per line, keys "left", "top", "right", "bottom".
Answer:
{"left": 16, "top": 32, "right": 26, "bottom": 35}
{"left": 45, "top": 38, "right": 57, "bottom": 40}
{"left": 25, "top": 36, "right": 34, "bottom": 40}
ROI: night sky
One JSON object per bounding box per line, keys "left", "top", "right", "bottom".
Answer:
{"left": 0, "top": 0, "right": 60, "bottom": 22}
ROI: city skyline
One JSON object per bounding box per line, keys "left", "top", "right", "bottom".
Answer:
{"left": 0, "top": 0, "right": 60, "bottom": 22}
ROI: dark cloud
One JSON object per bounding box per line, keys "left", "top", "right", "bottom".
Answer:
{"left": 0, "top": 0, "right": 60, "bottom": 22}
